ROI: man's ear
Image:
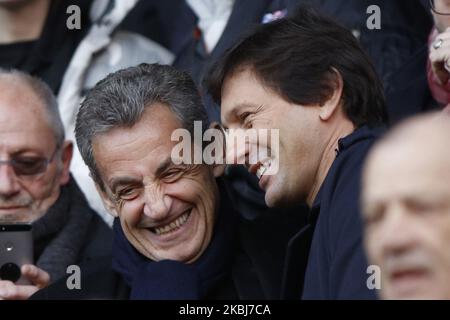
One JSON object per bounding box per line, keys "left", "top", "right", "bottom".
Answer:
{"left": 93, "top": 178, "right": 119, "bottom": 217}
{"left": 319, "top": 68, "right": 344, "bottom": 122}
{"left": 59, "top": 141, "right": 73, "bottom": 186}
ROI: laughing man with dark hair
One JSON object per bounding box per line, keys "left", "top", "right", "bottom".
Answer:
{"left": 207, "top": 7, "right": 388, "bottom": 299}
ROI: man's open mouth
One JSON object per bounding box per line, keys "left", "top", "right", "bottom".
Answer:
{"left": 0, "top": 206, "right": 27, "bottom": 211}
{"left": 390, "top": 268, "right": 429, "bottom": 283}
{"left": 249, "top": 159, "right": 273, "bottom": 179}
{"left": 148, "top": 209, "right": 192, "bottom": 236}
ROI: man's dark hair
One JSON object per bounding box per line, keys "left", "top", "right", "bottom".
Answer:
{"left": 207, "top": 6, "right": 388, "bottom": 128}
{"left": 75, "top": 63, "right": 208, "bottom": 190}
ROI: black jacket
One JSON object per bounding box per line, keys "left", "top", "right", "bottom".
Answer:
{"left": 282, "top": 126, "right": 383, "bottom": 300}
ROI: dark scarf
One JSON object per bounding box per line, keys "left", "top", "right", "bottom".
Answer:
{"left": 112, "top": 181, "right": 238, "bottom": 300}
{"left": 32, "top": 178, "right": 93, "bottom": 283}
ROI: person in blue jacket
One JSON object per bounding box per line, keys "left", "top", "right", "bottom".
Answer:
{"left": 207, "top": 7, "right": 388, "bottom": 299}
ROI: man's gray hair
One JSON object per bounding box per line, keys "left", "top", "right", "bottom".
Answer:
{"left": 75, "top": 63, "right": 209, "bottom": 190}
{"left": 0, "top": 68, "right": 64, "bottom": 146}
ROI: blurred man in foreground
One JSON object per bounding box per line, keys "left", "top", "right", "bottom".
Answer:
{"left": 362, "top": 112, "right": 450, "bottom": 299}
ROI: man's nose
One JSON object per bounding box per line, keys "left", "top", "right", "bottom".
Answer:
{"left": 225, "top": 129, "right": 253, "bottom": 165}
{"left": 0, "top": 163, "right": 21, "bottom": 197}
{"left": 379, "top": 203, "right": 417, "bottom": 255}
{"left": 142, "top": 183, "right": 172, "bottom": 221}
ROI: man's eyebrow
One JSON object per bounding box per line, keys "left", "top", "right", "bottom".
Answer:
{"left": 108, "top": 158, "right": 176, "bottom": 191}
{"left": 10, "top": 148, "right": 42, "bottom": 156}
{"left": 222, "top": 102, "right": 256, "bottom": 125}
{"left": 109, "top": 176, "right": 141, "bottom": 193}
{"left": 155, "top": 156, "right": 175, "bottom": 177}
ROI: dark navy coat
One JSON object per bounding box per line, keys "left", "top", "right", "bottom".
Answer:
{"left": 282, "top": 126, "right": 384, "bottom": 300}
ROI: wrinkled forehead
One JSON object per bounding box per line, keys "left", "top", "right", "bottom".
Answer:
{"left": 93, "top": 125, "right": 177, "bottom": 166}
{"left": 0, "top": 75, "right": 47, "bottom": 118}
{"left": 92, "top": 105, "right": 187, "bottom": 177}
{"left": 220, "top": 68, "right": 272, "bottom": 125}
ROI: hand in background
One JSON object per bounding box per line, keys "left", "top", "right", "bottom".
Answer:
{"left": 430, "top": 27, "right": 450, "bottom": 85}
{"left": 0, "top": 264, "right": 50, "bottom": 300}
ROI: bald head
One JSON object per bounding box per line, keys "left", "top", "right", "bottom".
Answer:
{"left": 0, "top": 69, "right": 72, "bottom": 224}
{"left": 0, "top": 68, "right": 64, "bottom": 145}
{"left": 371, "top": 112, "right": 450, "bottom": 164}
{"left": 362, "top": 112, "right": 450, "bottom": 300}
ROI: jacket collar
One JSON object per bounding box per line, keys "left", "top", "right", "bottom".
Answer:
{"left": 310, "top": 125, "right": 385, "bottom": 217}
{"left": 336, "top": 125, "right": 384, "bottom": 155}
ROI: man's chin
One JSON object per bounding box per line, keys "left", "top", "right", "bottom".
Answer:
{"left": 161, "top": 239, "right": 208, "bottom": 263}
{"left": 146, "top": 249, "right": 203, "bottom": 264}
{"left": 383, "top": 275, "right": 442, "bottom": 300}
{"left": 137, "top": 235, "right": 206, "bottom": 264}
{"left": 385, "top": 290, "right": 442, "bottom": 300}
{"left": 264, "top": 187, "right": 284, "bottom": 208}
{"left": 0, "top": 207, "right": 33, "bottom": 223}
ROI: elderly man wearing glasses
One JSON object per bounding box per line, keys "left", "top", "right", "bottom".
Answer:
{"left": 428, "top": 0, "right": 450, "bottom": 112}
{"left": 0, "top": 69, "right": 112, "bottom": 300}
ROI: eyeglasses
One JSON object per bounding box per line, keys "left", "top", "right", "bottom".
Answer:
{"left": 0, "top": 148, "right": 59, "bottom": 179}
{"left": 430, "top": 0, "right": 450, "bottom": 15}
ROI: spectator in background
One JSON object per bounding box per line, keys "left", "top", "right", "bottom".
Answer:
{"left": 298, "top": 0, "right": 432, "bottom": 87}
{"left": 384, "top": 0, "right": 450, "bottom": 124}
{"left": 0, "top": 69, "right": 111, "bottom": 300}
{"left": 166, "top": 0, "right": 299, "bottom": 122}
{"left": 427, "top": 0, "right": 450, "bottom": 112}
{"left": 362, "top": 112, "right": 450, "bottom": 299}
{"left": 0, "top": 0, "right": 91, "bottom": 92}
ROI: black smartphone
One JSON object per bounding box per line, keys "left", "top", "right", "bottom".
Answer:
{"left": 0, "top": 224, "right": 33, "bottom": 285}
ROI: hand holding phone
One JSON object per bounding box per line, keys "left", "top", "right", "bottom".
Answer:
{"left": 0, "top": 224, "right": 50, "bottom": 299}
{"left": 0, "top": 264, "right": 50, "bottom": 300}
{"left": 0, "top": 224, "right": 33, "bottom": 284}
